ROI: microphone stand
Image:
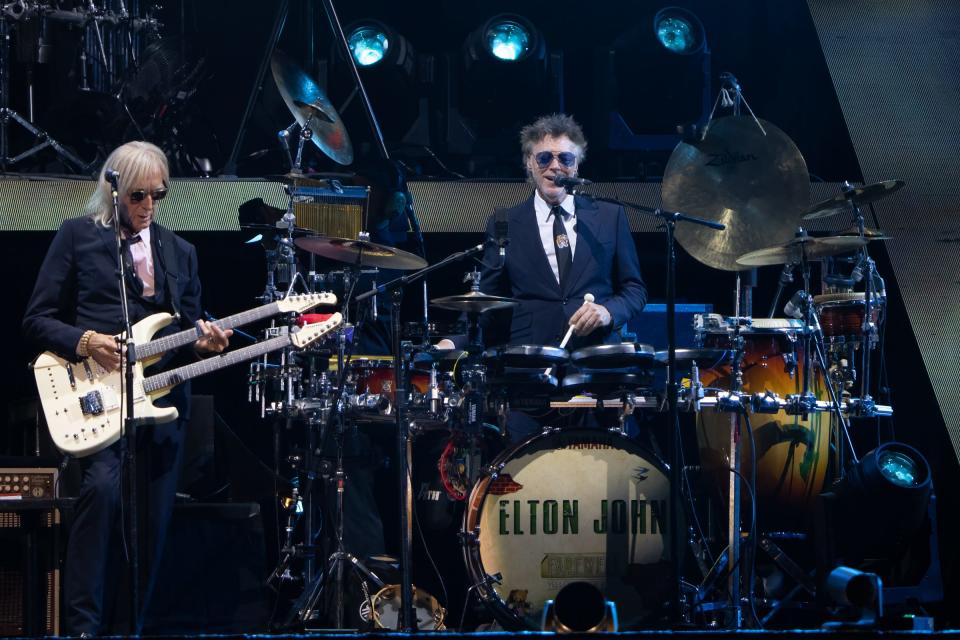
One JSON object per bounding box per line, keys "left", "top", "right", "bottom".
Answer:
{"left": 566, "top": 187, "right": 724, "bottom": 623}
{"left": 108, "top": 174, "right": 141, "bottom": 633}
{"left": 355, "top": 242, "right": 486, "bottom": 630}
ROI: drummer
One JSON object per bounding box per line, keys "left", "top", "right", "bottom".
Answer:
{"left": 468, "top": 113, "right": 645, "bottom": 349}
{"left": 441, "top": 114, "right": 647, "bottom": 437}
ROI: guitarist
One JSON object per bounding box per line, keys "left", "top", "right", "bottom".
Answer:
{"left": 22, "top": 141, "right": 231, "bottom": 636}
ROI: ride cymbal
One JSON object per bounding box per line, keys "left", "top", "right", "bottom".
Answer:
{"left": 662, "top": 116, "right": 810, "bottom": 271}
{"left": 736, "top": 235, "right": 867, "bottom": 267}
{"left": 271, "top": 50, "right": 353, "bottom": 165}
{"left": 802, "top": 180, "right": 905, "bottom": 220}
{"left": 294, "top": 236, "right": 427, "bottom": 270}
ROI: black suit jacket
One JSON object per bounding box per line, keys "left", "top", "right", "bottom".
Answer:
{"left": 22, "top": 215, "right": 203, "bottom": 414}
{"left": 479, "top": 193, "right": 647, "bottom": 349}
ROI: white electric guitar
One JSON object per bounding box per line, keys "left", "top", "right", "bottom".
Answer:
{"left": 33, "top": 294, "right": 340, "bottom": 457}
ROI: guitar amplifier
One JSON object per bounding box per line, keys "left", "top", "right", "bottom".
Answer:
{"left": 0, "top": 467, "right": 57, "bottom": 502}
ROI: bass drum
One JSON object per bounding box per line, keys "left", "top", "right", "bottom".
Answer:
{"left": 462, "top": 429, "right": 674, "bottom": 630}
{"left": 696, "top": 320, "right": 831, "bottom": 529}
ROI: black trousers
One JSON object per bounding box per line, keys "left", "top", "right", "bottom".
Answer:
{"left": 64, "top": 417, "right": 186, "bottom": 635}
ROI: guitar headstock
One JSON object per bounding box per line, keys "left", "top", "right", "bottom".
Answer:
{"left": 276, "top": 292, "right": 338, "bottom": 314}
{"left": 291, "top": 313, "right": 343, "bottom": 348}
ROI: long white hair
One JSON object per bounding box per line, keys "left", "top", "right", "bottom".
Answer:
{"left": 86, "top": 141, "right": 170, "bottom": 227}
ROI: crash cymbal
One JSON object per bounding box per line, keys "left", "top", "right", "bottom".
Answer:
{"left": 430, "top": 291, "right": 519, "bottom": 313}
{"left": 662, "top": 116, "right": 810, "bottom": 271}
{"left": 802, "top": 180, "right": 905, "bottom": 220}
{"left": 271, "top": 50, "right": 353, "bottom": 165}
{"left": 294, "top": 236, "right": 427, "bottom": 270}
{"left": 736, "top": 235, "right": 867, "bottom": 267}
{"left": 835, "top": 225, "right": 893, "bottom": 240}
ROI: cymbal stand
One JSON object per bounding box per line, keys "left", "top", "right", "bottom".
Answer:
{"left": 355, "top": 241, "right": 487, "bottom": 630}
{"left": 842, "top": 183, "right": 881, "bottom": 416}
{"left": 0, "top": 12, "right": 88, "bottom": 172}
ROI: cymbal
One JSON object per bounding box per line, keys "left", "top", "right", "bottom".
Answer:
{"left": 294, "top": 236, "right": 427, "bottom": 270}
{"left": 430, "top": 291, "right": 519, "bottom": 313}
{"left": 736, "top": 235, "right": 867, "bottom": 267}
{"left": 271, "top": 50, "right": 353, "bottom": 165}
{"left": 802, "top": 180, "right": 905, "bottom": 220}
{"left": 662, "top": 116, "right": 810, "bottom": 271}
{"left": 835, "top": 225, "right": 893, "bottom": 240}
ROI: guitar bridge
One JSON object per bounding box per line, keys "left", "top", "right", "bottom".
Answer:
{"left": 79, "top": 391, "right": 105, "bottom": 416}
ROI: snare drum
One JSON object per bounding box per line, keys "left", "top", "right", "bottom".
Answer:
{"left": 814, "top": 292, "right": 884, "bottom": 347}
{"left": 696, "top": 319, "right": 831, "bottom": 526}
{"left": 463, "top": 429, "right": 673, "bottom": 629}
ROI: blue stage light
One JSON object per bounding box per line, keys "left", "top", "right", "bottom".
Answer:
{"left": 347, "top": 24, "right": 389, "bottom": 67}
{"left": 486, "top": 19, "right": 532, "bottom": 62}
{"left": 653, "top": 7, "right": 705, "bottom": 55}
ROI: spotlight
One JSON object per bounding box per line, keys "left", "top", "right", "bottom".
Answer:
{"left": 485, "top": 18, "right": 533, "bottom": 62}
{"left": 823, "top": 566, "right": 883, "bottom": 628}
{"left": 465, "top": 14, "right": 543, "bottom": 66}
{"left": 345, "top": 20, "right": 414, "bottom": 73}
{"left": 603, "top": 7, "right": 711, "bottom": 152}
{"left": 834, "top": 442, "right": 932, "bottom": 558}
{"left": 347, "top": 23, "right": 389, "bottom": 67}
{"left": 653, "top": 7, "right": 706, "bottom": 55}
{"left": 339, "top": 20, "right": 428, "bottom": 147}
{"left": 448, "top": 14, "right": 556, "bottom": 158}
{"left": 541, "top": 582, "right": 618, "bottom": 633}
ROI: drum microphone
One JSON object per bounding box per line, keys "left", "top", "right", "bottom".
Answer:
{"left": 551, "top": 175, "right": 592, "bottom": 189}
{"left": 783, "top": 290, "right": 807, "bottom": 319}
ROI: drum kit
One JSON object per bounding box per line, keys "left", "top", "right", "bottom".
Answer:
{"left": 240, "top": 56, "right": 901, "bottom": 630}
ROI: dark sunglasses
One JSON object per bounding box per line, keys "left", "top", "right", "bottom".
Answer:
{"left": 129, "top": 188, "right": 168, "bottom": 203}
{"left": 534, "top": 151, "right": 577, "bottom": 168}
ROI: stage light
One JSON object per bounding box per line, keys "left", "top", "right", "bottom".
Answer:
{"left": 823, "top": 566, "right": 883, "bottom": 628}
{"left": 347, "top": 24, "right": 389, "bottom": 67}
{"left": 464, "top": 14, "right": 544, "bottom": 68}
{"left": 485, "top": 18, "right": 533, "bottom": 62}
{"left": 602, "top": 7, "right": 711, "bottom": 155}
{"left": 832, "top": 442, "right": 932, "bottom": 559}
{"left": 448, "top": 13, "right": 555, "bottom": 160}
{"left": 653, "top": 7, "right": 705, "bottom": 55}
{"left": 339, "top": 20, "right": 428, "bottom": 147}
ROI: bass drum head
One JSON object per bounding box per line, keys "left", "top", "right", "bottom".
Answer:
{"left": 463, "top": 429, "right": 674, "bottom": 630}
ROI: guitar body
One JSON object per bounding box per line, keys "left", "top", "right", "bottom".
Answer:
{"left": 33, "top": 312, "right": 181, "bottom": 457}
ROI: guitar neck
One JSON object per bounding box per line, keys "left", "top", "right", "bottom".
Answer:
{"left": 143, "top": 333, "right": 293, "bottom": 393}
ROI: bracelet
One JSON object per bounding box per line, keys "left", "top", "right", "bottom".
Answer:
{"left": 77, "top": 330, "right": 96, "bottom": 358}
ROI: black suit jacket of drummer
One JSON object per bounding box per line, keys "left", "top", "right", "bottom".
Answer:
{"left": 479, "top": 193, "right": 648, "bottom": 349}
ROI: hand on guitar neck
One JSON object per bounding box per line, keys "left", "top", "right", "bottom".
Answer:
{"left": 83, "top": 319, "right": 232, "bottom": 371}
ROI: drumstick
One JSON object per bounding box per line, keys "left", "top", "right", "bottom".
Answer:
{"left": 545, "top": 293, "right": 594, "bottom": 377}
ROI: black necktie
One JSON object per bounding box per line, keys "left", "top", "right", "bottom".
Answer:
{"left": 550, "top": 205, "right": 572, "bottom": 288}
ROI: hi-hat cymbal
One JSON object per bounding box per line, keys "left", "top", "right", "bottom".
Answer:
{"left": 294, "top": 236, "right": 427, "bottom": 270}
{"left": 430, "top": 291, "right": 519, "bottom": 313}
{"left": 271, "top": 50, "right": 353, "bottom": 165}
{"left": 662, "top": 116, "right": 810, "bottom": 271}
{"left": 802, "top": 180, "right": 905, "bottom": 220}
{"left": 736, "top": 235, "right": 867, "bottom": 267}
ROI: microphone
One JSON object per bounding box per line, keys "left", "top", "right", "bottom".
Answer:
{"left": 104, "top": 168, "right": 120, "bottom": 188}
{"left": 783, "top": 290, "right": 807, "bottom": 319}
{"left": 551, "top": 175, "right": 592, "bottom": 189}
{"left": 494, "top": 210, "right": 508, "bottom": 265}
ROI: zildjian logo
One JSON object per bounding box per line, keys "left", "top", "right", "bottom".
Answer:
{"left": 705, "top": 149, "right": 759, "bottom": 167}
